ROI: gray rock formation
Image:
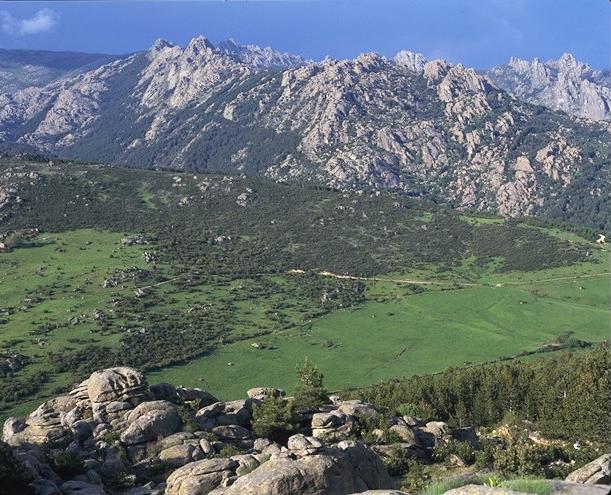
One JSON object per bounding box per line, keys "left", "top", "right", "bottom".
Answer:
{"left": 2, "top": 366, "right": 609, "bottom": 495}
{"left": 486, "top": 53, "right": 611, "bottom": 121}
{"left": 207, "top": 439, "right": 391, "bottom": 495}
{"left": 565, "top": 453, "right": 610, "bottom": 484}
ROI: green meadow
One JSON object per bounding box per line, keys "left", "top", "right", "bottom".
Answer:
{"left": 148, "top": 269, "right": 610, "bottom": 398}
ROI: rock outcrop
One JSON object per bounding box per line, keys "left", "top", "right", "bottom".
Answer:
{"left": 565, "top": 453, "right": 610, "bottom": 484}
{"left": 3, "top": 366, "right": 609, "bottom": 495}
{"left": 486, "top": 53, "right": 611, "bottom": 121}
{"left": 2, "top": 367, "right": 396, "bottom": 495}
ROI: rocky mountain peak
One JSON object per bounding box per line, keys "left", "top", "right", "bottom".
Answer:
{"left": 558, "top": 52, "right": 579, "bottom": 69}
{"left": 217, "top": 37, "right": 305, "bottom": 68}
{"left": 394, "top": 49, "right": 427, "bottom": 72}
{"left": 150, "top": 38, "right": 177, "bottom": 52}
{"left": 423, "top": 59, "right": 451, "bottom": 82}
{"left": 486, "top": 53, "right": 611, "bottom": 120}
{"left": 186, "top": 35, "right": 216, "bottom": 56}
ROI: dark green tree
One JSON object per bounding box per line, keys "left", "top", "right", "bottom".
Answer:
{"left": 294, "top": 357, "right": 328, "bottom": 410}
{"left": 252, "top": 396, "right": 296, "bottom": 444}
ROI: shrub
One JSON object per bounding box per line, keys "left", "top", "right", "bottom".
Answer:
{"left": 48, "top": 451, "right": 85, "bottom": 479}
{"left": 395, "top": 402, "right": 422, "bottom": 418}
{"left": 432, "top": 439, "right": 476, "bottom": 465}
{"left": 252, "top": 396, "right": 297, "bottom": 444}
{"left": 383, "top": 445, "right": 413, "bottom": 476}
{"left": 293, "top": 358, "right": 328, "bottom": 410}
{"left": 216, "top": 445, "right": 242, "bottom": 458}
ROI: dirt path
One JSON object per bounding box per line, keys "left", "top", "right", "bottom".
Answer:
{"left": 288, "top": 269, "right": 477, "bottom": 286}
{"left": 501, "top": 272, "right": 611, "bottom": 286}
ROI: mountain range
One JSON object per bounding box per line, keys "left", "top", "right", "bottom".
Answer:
{"left": 0, "top": 36, "right": 609, "bottom": 225}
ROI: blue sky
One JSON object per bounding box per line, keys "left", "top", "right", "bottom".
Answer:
{"left": 0, "top": 0, "right": 608, "bottom": 69}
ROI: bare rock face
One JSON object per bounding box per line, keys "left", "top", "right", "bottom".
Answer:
{"left": 120, "top": 400, "right": 181, "bottom": 445}
{"left": 87, "top": 367, "right": 148, "bottom": 404}
{"left": 4, "top": 396, "right": 75, "bottom": 445}
{"left": 394, "top": 50, "right": 427, "bottom": 73}
{"left": 208, "top": 441, "right": 392, "bottom": 495}
{"left": 165, "top": 458, "right": 238, "bottom": 495}
{"left": 565, "top": 453, "right": 611, "bottom": 485}
{"left": 486, "top": 53, "right": 611, "bottom": 121}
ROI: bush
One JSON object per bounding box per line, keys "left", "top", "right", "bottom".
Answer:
{"left": 395, "top": 402, "right": 422, "bottom": 418}
{"left": 384, "top": 445, "right": 414, "bottom": 476}
{"left": 0, "top": 442, "right": 33, "bottom": 495}
{"left": 433, "top": 439, "right": 476, "bottom": 465}
{"left": 491, "top": 433, "right": 559, "bottom": 476}
{"left": 252, "top": 396, "right": 297, "bottom": 444}
{"left": 48, "top": 450, "right": 85, "bottom": 479}
{"left": 216, "top": 445, "right": 242, "bottom": 458}
{"left": 293, "top": 358, "right": 328, "bottom": 411}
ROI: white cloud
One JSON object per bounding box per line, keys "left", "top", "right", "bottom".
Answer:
{"left": 0, "top": 8, "right": 59, "bottom": 36}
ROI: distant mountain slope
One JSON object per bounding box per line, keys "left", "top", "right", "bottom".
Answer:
{"left": 0, "top": 48, "right": 120, "bottom": 92}
{"left": 485, "top": 53, "right": 611, "bottom": 121}
{"left": 216, "top": 38, "right": 306, "bottom": 68}
{"left": 0, "top": 38, "right": 609, "bottom": 225}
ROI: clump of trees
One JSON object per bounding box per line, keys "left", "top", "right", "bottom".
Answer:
{"left": 351, "top": 342, "right": 610, "bottom": 442}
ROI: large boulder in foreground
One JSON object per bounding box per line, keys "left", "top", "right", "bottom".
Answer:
{"left": 208, "top": 440, "right": 391, "bottom": 495}
{"left": 165, "top": 458, "right": 237, "bottom": 495}
{"left": 565, "top": 453, "right": 610, "bottom": 485}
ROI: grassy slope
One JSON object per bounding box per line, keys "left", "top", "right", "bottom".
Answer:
{"left": 148, "top": 262, "right": 609, "bottom": 398}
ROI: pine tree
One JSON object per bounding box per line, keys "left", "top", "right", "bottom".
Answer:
{"left": 294, "top": 357, "right": 328, "bottom": 410}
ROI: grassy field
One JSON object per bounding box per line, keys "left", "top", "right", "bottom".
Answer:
{"left": 2, "top": 227, "right": 609, "bottom": 418}
{"left": 149, "top": 260, "right": 610, "bottom": 399}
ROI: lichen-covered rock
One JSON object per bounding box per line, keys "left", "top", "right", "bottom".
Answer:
{"left": 165, "top": 458, "right": 238, "bottom": 495}
{"left": 565, "top": 453, "right": 611, "bottom": 485}
{"left": 209, "top": 441, "right": 391, "bottom": 495}
{"left": 246, "top": 387, "right": 285, "bottom": 401}
{"left": 158, "top": 443, "right": 205, "bottom": 467}
{"left": 212, "top": 425, "right": 251, "bottom": 441}
{"left": 5, "top": 397, "right": 75, "bottom": 445}
{"left": 311, "top": 411, "right": 355, "bottom": 441}
{"left": 120, "top": 400, "right": 181, "bottom": 444}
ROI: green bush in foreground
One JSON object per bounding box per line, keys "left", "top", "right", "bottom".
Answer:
{"left": 252, "top": 396, "right": 297, "bottom": 444}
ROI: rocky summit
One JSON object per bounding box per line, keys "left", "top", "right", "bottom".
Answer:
{"left": 0, "top": 38, "right": 609, "bottom": 219}
{"left": 2, "top": 366, "right": 609, "bottom": 495}
{"left": 486, "top": 54, "right": 611, "bottom": 121}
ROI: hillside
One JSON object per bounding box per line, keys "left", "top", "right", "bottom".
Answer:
{"left": 0, "top": 39, "right": 610, "bottom": 226}
{"left": 0, "top": 48, "right": 120, "bottom": 93}
{"left": 1, "top": 157, "right": 609, "bottom": 421}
